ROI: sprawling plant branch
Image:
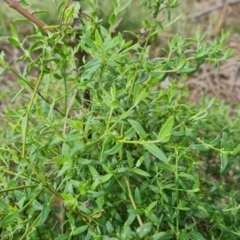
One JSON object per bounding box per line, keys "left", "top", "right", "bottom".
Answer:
{"left": 3, "top": 0, "right": 88, "bottom": 112}
{"left": 3, "top": 0, "right": 51, "bottom": 31}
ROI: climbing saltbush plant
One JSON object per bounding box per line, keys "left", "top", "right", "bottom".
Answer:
{"left": 0, "top": 0, "right": 239, "bottom": 239}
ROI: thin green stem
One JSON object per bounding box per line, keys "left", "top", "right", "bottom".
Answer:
{"left": 174, "top": 148, "right": 180, "bottom": 239}
{"left": 124, "top": 176, "right": 143, "bottom": 226}
{"left": 105, "top": 106, "right": 114, "bottom": 134}
{"left": 20, "top": 213, "right": 41, "bottom": 240}
{"left": 3, "top": 65, "right": 64, "bottom": 116}
{"left": 21, "top": 68, "right": 44, "bottom": 159}
{"left": 120, "top": 139, "right": 160, "bottom": 144}
{"left": 0, "top": 184, "right": 38, "bottom": 194}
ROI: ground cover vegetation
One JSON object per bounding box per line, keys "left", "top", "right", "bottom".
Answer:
{"left": 0, "top": 0, "right": 240, "bottom": 239}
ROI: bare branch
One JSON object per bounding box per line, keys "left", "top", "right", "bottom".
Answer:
{"left": 3, "top": 0, "right": 52, "bottom": 31}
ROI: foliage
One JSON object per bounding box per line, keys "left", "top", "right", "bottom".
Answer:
{"left": 0, "top": 0, "right": 239, "bottom": 239}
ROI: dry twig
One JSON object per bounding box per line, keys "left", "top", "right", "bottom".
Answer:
{"left": 189, "top": 0, "right": 240, "bottom": 19}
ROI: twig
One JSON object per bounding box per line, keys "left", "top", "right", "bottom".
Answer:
{"left": 214, "top": 1, "right": 228, "bottom": 36}
{"left": 111, "top": 17, "right": 123, "bottom": 34}
{"left": 189, "top": 0, "right": 240, "bottom": 19}
{"left": 125, "top": 176, "right": 143, "bottom": 226}
{"left": 3, "top": 0, "right": 52, "bottom": 31}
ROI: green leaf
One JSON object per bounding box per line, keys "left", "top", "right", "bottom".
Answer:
{"left": 10, "top": 24, "right": 18, "bottom": 39}
{"left": 131, "top": 168, "right": 150, "bottom": 177}
{"left": 121, "top": 40, "right": 133, "bottom": 49}
{"left": 119, "top": 0, "right": 132, "bottom": 12}
{"left": 61, "top": 194, "right": 76, "bottom": 207}
{"left": 101, "top": 173, "right": 113, "bottom": 183}
{"left": 194, "top": 26, "right": 201, "bottom": 40}
{"left": 126, "top": 213, "right": 136, "bottom": 226}
{"left": 65, "top": 118, "right": 83, "bottom": 131}
{"left": 108, "top": 12, "right": 116, "bottom": 25}
{"left": 72, "top": 225, "right": 88, "bottom": 235}
{"left": 65, "top": 133, "right": 83, "bottom": 142}
{"left": 156, "top": 162, "right": 176, "bottom": 172}
{"left": 11, "top": 86, "right": 25, "bottom": 103}
{"left": 124, "top": 127, "right": 136, "bottom": 140}
{"left": 95, "top": 30, "right": 103, "bottom": 45}
{"left": 0, "top": 66, "right": 6, "bottom": 76}
{"left": 82, "top": 37, "right": 98, "bottom": 50}
{"left": 39, "top": 204, "right": 51, "bottom": 225}
{"left": 29, "top": 40, "right": 42, "bottom": 53}
{"left": 136, "top": 156, "right": 144, "bottom": 167}
{"left": 143, "top": 143, "right": 168, "bottom": 162}
{"left": 78, "top": 158, "right": 92, "bottom": 165}
{"left": 150, "top": 231, "right": 174, "bottom": 240}
{"left": 142, "top": 19, "right": 151, "bottom": 28}
{"left": 57, "top": 162, "right": 70, "bottom": 177}
{"left": 102, "top": 164, "right": 111, "bottom": 173}
{"left": 190, "top": 144, "right": 207, "bottom": 151}
{"left": 209, "top": 136, "right": 221, "bottom": 147}
{"left": 220, "top": 153, "right": 228, "bottom": 173}
{"left": 105, "top": 142, "right": 122, "bottom": 155}
{"left": 134, "top": 89, "right": 148, "bottom": 105}
{"left": 14, "top": 190, "right": 25, "bottom": 200}
{"left": 143, "top": 152, "right": 151, "bottom": 171}
{"left": 135, "top": 187, "right": 142, "bottom": 205}
{"left": 194, "top": 207, "right": 209, "bottom": 219}
{"left": 158, "top": 116, "right": 174, "bottom": 142}
{"left": 233, "top": 143, "right": 240, "bottom": 154}
{"left": 88, "top": 165, "right": 99, "bottom": 177}
{"left": 71, "top": 143, "right": 85, "bottom": 156}
{"left": 127, "top": 209, "right": 144, "bottom": 215}
{"left": 91, "top": 179, "right": 101, "bottom": 190}
{"left": 8, "top": 37, "right": 20, "bottom": 47}
{"left": 127, "top": 151, "right": 134, "bottom": 168}
{"left": 190, "top": 230, "right": 206, "bottom": 240}
{"left": 55, "top": 234, "right": 69, "bottom": 240}
{"left": 221, "top": 133, "right": 230, "bottom": 150}
{"left": 20, "top": 0, "right": 30, "bottom": 7}
{"left": 53, "top": 157, "right": 67, "bottom": 165}
{"left": 0, "top": 199, "right": 9, "bottom": 212}
{"left": 179, "top": 172, "right": 195, "bottom": 181}
{"left": 133, "top": 81, "right": 140, "bottom": 100}
{"left": 0, "top": 212, "right": 20, "bottom": 227}
{"left": 96, "top": 196, "right": 104, "bottom": 210}
{"left": 146, "top": 201, "right": 157, "bottom": 211}
{"left": 185, "top": 128, "right": 197, "bottom": 140}
{"left": 106, "top": 221, "right": 114, "bottom": 233}
{"left": 121, "top": 110, "right": 135, "bottom": 120}
{"left": 32, "top": 200, "right": 43, "bottom": 210}
{"left": 136, "top": 223, "right": 152, "bottom": 238}
{"left": 145, "top": 211, "right": 160, "bottom": 224}
{"left": 128, "top": 120, "right": 148, "bottom": 139}
{"left": 100, "top": 26, "right": 109, "bottom": 38}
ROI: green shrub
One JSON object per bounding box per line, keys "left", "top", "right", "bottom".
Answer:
{"left": 0, "top": 0, "right": 239, "bottom": 239}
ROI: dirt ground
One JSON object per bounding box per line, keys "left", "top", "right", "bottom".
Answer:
{"left": 186, "top": 0, "right": 240, "bottom": 104}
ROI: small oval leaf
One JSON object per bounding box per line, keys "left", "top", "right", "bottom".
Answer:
{"left": 131, "top": 168, "right": 150, "bottom": 177}
{"left": 143, "top": 143, "right": 168, "bottom": 162}
{"left": 105, "top": 142, "right": 122, "bottom": 155}
{"left": 158, "top": 116, "right": 174, "bottom": 142}
{"left": 128, "top": 120, "right": 148, "bottom": 139}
